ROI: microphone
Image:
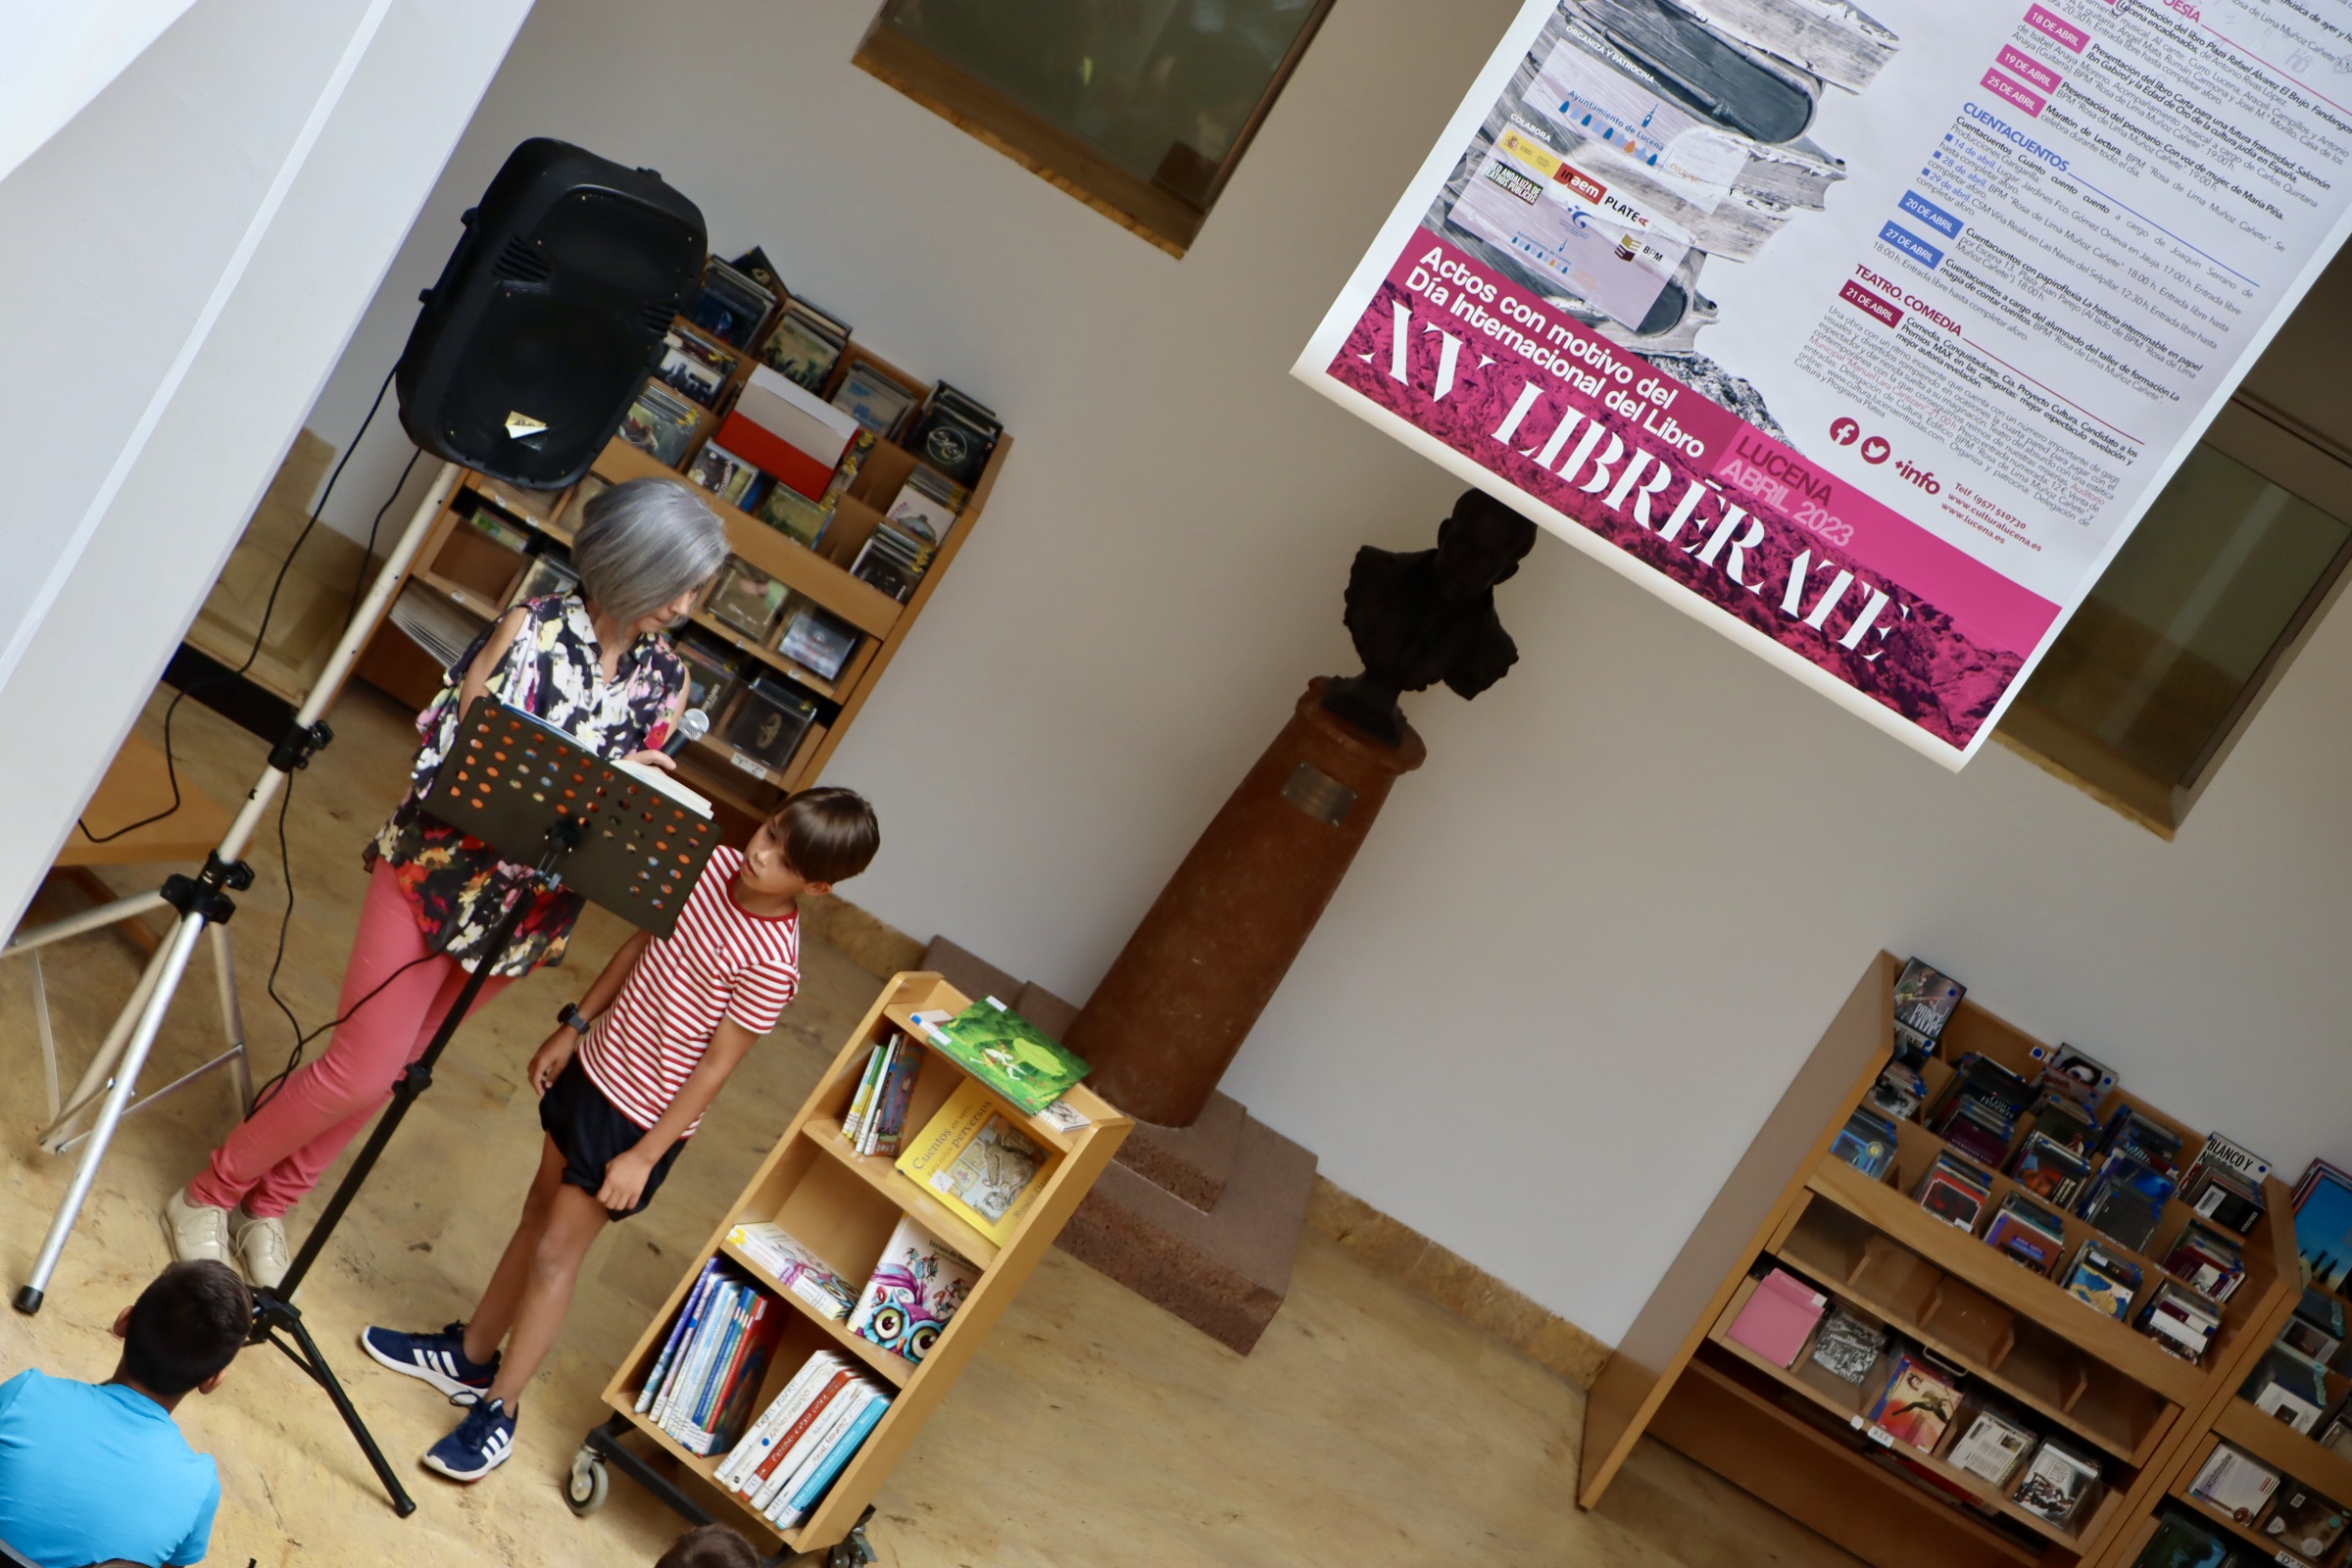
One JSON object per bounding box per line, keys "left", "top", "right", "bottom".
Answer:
{"left": 661, "top": 709, "right": 710, "bottom": 757}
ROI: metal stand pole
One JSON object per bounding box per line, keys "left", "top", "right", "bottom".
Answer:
{"left": 13, "top": 461, "right": 460, "bottom": 1312}
{"left": 246, "top": 833, "right": 565, "bottom": 1522}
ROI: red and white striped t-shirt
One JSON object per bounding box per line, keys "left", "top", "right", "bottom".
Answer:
{"left": 579, "top": 845, "right": 799, "bottom": 1134}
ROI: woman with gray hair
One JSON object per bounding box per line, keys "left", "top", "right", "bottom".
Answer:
{"left": 164, "top": 477, "right": 729, "bottom": 1286}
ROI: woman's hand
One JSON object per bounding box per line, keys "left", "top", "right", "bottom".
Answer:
{"left": 529, "top": 1029, "right": 578, "bottom": 1096}
{"left": 597, "top": 1145, "right": 661, "bottom": 1212}
{"left": 623, "top": 749, "right": 677, "bottom": 771}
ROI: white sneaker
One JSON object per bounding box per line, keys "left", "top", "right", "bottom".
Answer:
{"left": 229, "top": 1208, "right": 290, "bottom": 1291}
{"left": 163, "top": 1188, "right": 231, "bottom": 1266}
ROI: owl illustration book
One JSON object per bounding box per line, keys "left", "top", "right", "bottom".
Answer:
{"left": 849, "top": 1216, "right": 979, "bottom": 1365}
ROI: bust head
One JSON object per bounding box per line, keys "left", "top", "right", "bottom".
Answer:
{"left": 1433, "top": 490, "right": 1539, "bottom": 600}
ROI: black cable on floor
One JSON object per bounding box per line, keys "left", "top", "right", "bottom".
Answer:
{"left": 77, "top": 365, "right": 401, "bottom": 845}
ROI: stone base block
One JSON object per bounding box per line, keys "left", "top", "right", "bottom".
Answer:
{"left": 1054, "top": 1109, "right": 1316, "bottom": 1355}
{"left": 1112, "top": 1089, "right": 1246, "bottom": 1210}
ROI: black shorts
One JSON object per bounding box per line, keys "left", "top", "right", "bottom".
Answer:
{"left": 541, "top": 1059, "right": 685, "bottom": 1220}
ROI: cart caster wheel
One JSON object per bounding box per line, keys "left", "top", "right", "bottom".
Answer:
{"left": 822, "top": 1517, "right": 877, "bottom": 1567}
{"left": 564, "top": 1447, "right": 609, "bottom": 1516}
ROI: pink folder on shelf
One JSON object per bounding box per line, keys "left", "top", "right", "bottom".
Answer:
{"left": 1727, "top": 1269, "right": 1828, "bottom": 1368}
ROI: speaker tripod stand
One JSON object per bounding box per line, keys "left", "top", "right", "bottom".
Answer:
{"left": 247, "top": 824, "right": 565, "bottom": 1518}
{"left": 11, "top": 460, "right": 461, "bottom": 1313}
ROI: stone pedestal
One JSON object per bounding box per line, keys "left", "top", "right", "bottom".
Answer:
{"left": 919, "top": 938, "right": 1319, "bottom": 1354}
{"left": 1066, "top": 678, "right": 1424, "bottom": 1128}
{"left": 1052, "top": 1092, "right": 1314, "bottom": 1354}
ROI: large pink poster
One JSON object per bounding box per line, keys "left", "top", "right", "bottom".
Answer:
{"left": 1297, "top": 0, "right": 2352, "bottom": 765}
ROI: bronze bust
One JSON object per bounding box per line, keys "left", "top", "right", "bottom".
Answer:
{"left": 1321, "top": 490, "right": 1540, "bottom": 748}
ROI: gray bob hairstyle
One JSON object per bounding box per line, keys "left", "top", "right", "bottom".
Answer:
{"left": 571, "top": 477, "right": 729, "bottom": 628}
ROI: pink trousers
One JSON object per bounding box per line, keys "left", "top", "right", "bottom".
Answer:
{"left": 188, "top": 858, "right": 512, "bottom": 1219}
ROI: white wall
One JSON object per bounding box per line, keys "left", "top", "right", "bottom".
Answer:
{"left": 0, "top": 0, "right": 199, "bottom": 185}
{"left": 298, "top": 0, "right": 2352, "bottom": 1345}
{"left": 0, "top": 0, "right": 532, "bottom": 935}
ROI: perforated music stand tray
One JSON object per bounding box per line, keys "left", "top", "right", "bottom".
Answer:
{"left": 244, "top": 696, "right": 725, "bottom": 1519}
{"left": 425, "top": 697, "right": 723, "bottom": 940}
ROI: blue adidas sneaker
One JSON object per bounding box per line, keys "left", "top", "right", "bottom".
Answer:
{"left": 422, "top": 1396, "right": 515, "bottom": 1483}
{"left": 361, "top": 1322, "right": 499, "bottom": 1402}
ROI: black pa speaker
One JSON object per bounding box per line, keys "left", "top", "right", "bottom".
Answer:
{"left": 397, "top": 138, "right": 707, "bottom": 490}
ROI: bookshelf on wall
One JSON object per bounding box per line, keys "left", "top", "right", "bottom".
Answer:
{"left": 575, "top": 971, "right": 1131, "bottom": 1555}
{"left": 2116, "top": 1194, "right": 2352, "bottom": 1568}
{"left": 355, "top": 270, "right": 1007, "bottom": 839}
{"left": 1576, "top": 952, "right": 2301, "bottom": 1568}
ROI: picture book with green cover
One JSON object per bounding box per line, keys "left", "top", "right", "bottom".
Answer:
{"left": 919, "top": 998, "right": 1090, "bottom": 1115}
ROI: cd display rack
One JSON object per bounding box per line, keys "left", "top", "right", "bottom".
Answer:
{"left": 355, "top": 318, "right": 1005, "bottom": 837}
{"left": 1577, "top": 952, "right": 2299, "bottom": 1568}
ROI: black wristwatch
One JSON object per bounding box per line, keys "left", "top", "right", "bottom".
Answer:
{"left": 557, "top": 1003, "right": 592, "bottom": 1038}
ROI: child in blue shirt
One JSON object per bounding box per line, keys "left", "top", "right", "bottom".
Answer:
{"left": 0, "top": 1260, "right": 250, "bottom": 1566}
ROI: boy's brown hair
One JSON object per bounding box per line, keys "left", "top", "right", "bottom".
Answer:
{"left": 122, "top": 1260, "right": 252, "bottom": 1396}
{"left": 770, "top": 786, "right": 879, "bottom": 886}
{"left": 654, "top": 1524, "right": 760, "bottom": 1568}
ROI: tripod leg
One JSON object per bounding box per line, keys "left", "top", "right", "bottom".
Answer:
{"left": 30, "top": 954, "right": 58, "bottom": 1125}
{"left": 17, "top": 912, "right": 207, "bottom": 1313}
{"left": 2, "top": 887, "right": 172, "bottom": 957}
{"left": 40, "top": 934, "right": 175, "bottom": 1152}
{"left": 263, "top": 1300, "right": 417, "bottom": 1517}
{"left": 48, "top": 923, "right": 260, "bottom": 1152}
{"left": 210, "top": 925, "right": 254, "bottom": 1113}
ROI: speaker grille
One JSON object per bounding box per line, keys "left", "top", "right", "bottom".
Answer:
{"left": 494, "top": 236, "right": 552, "bottom": 283}
{"left": 638, "top": 301, "right": 675, "bottom": 336}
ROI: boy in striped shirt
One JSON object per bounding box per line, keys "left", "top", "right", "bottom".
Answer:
{"left": 361, "top": 787, "right": 879, "bottom": 1483}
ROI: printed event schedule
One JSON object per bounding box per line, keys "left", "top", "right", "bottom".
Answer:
{"left": 1297, "top": 0, "right": 2352, "bottom": 764}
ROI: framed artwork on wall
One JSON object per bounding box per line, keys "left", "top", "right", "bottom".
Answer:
{"left": 854, "top": 0, "right": 1338, "bottom": 257}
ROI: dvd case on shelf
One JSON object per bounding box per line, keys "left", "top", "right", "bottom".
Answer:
{"left": 831, "top": 359, "right": 922, "bottom": 437}
{"left": 690, "top": 257, "right": 777, "bottom": 348}
{"left": 657, "top": 326, "right": 740, "bottom": 409}
{"left": 705, "top": 558, "right": 789, "bottom": 643}
{"left": 687, "top": 441, "right": 768, "bottom": 511}
{"left": 777, "top": 601, "right": 859, "bottom": 683}
{"left": 620, "top": 381, "right": 703, "bottom": 466}
{"left": 720, "top": 676, "right": 819, "bottom": 772}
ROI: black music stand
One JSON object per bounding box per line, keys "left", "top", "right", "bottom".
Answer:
{"left": 249, "top": 697, "right": 721, "bottom": 1516}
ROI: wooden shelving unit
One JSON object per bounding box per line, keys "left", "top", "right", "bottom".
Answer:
{"left": 355, "top": 311, "right": 1005, "bottom": 841}
{"left": 1578, "top": 952, "right": 2301, "bottom": 1568}
{"left": 2117, "top": 1279, "right": 2352, "bottom": 1568}
{"left": 577, "top": 971, "right": 1130, "bottom": 1555}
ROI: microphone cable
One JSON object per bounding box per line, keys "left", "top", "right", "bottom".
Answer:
{"left": 75, "top": 365, "right": 402, "bottom": 844}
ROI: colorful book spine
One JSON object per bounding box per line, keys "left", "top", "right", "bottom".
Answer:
{"left": 841, "top": 1040, "right": 891, "bottom": 1143}
{"left": 638, "top": 1263, "right": 723, "bottom": 1414}
{"left": 733, "top": 1365, "right": 854, "bottom": 1499}
{"left": 709, "top": 1299, "right": 785, "bottom": 1454}
{"left": 751, "top": 1377, "right": 859, "bottom": 1510}
{"left": 861, "top": 1041, "right": 923, "bottom": 1158}
{"left": 715, "top": 1353, "right": 840, "bottom": 1489}
{"left": 677, "top": 1293, "right": 759, "bottom": 1454}
{"left": 774, "top": 1390, "right": 891, "bottom": 1527}
{"left": 760, "top": 1388, "right": 870, "bottom": 1517}
{"left": 661, "top": 1280, "right": 739, "bottom": 1431}
{"left": 694, "top": 1293, "right": 754, "bottom": 1433}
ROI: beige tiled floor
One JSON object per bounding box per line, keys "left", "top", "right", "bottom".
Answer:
{"left": 0, "top": 680, "right": 1859, "bottom": 1568}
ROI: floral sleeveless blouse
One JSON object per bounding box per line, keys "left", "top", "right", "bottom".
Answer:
{"left": 368, "top": 594, "right": 687, "bottom": 977}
